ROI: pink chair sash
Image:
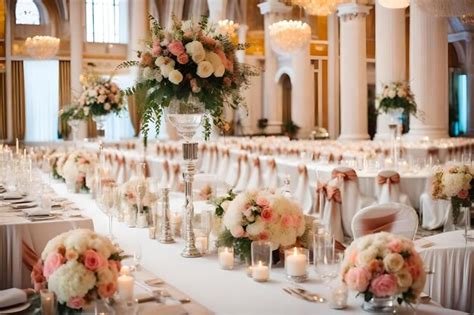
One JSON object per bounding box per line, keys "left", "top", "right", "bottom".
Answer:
{"left": 297, "top": 164, "right": 307, "bottom": 175}
{"left": 331, "top": 169, "right": 357, "bottom": 181}
{"left": 377, "top": 173, "right": 400, "bottom": 186}
{"left": 326, "top": 185, "right": 342, "bottom": 204}
{"left": 22, "top": 240, "right": 39, "bottom": 272}
{"left": 359, "top": 213, "right": 398, "bottom": 235}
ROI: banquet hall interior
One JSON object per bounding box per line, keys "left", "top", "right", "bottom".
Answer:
{"left": 0, "top": 0, "right": 474, "bottom": 314}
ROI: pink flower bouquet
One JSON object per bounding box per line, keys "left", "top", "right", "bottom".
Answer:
{"left": 341, "top": 232, "right": 426, "bottom": 305}
{"left": 31, "top": 229, "right": 123, "bottom": 311}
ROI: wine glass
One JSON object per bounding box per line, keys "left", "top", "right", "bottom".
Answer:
{"left": 100, "top": 184, "right": 118, "bottom": 242}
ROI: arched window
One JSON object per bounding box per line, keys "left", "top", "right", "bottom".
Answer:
{"left": 86, "top": 0, "right": 128, "bottom": 44}
{"left": 15, "top": 0, "right": 40, "bottom": 25}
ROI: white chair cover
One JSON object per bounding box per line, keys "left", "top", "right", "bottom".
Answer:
{"left": 235, "top": 154, "right": 250, "bottom": 192}
{"left": 216, "top": 149, "right": 230, "bottom": 179}
{"left": 168, "top": 162, "right": 182, "bottom": 191}
{"left": 420, "top": 192, "right": 452, "bottom": 230}
{"left": 225, "top": 150, "right": 241, "bottom": 187}
{"left": 321, "top": 178, "right": 344, "bottom": 243}
{"left": 262, "top": 158, "right": 278, "bottom": 190}
{"left": 375, "top": 170, "right": 412, "bottom": 206}
{"left": 293, "top": 164, "right": 312, "bottom": 214}
{"left": 115, "top": 154, "right": 127, "bottom": 184}
{"left": 157, "top": 160, "right": 170, "bottom": 188}
{"left": 200, "top": 144, "right": 212, "bottom": 173}
{"left": 351, "top": 203, "right": 418, "bottom": 240}
{"left": 209, "top": 145, "right": 218, "bottom": 174}
{"left": 247, "top": 156, "right": 263, "bottom": 190}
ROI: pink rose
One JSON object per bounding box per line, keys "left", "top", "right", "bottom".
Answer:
{"left": 260, "top": 207, "right": 273, "bottom": 223}
{"left": 259, "top": 230, "right": 270, "bottom": 241}
{"left": 388, "top": 240, "right": 402, "bottom": 253}
{"left": 83, "top": 249, "right": 102, "bottom": 271}
{"left": 230, "top": 225, "right": 245, "bottom": 238}
{"left": 43, "top": 252, "right": 65, "bottom": 278}
{"left": 292, "top": 214, "right": 302, "bottom": 227}
{"left": 201, "top": 36, "right": 216, "bottom": 47}
{"left": 67, "top": 296, "right": 85, "bottom": 309}
{"left": 458, "top": 189, "right": 469, "bottom": 199}
{"left": 168, "top": 40, "right": 185, "bottom": 56}
{"left": 344, "top": 267, "right": 371, "bottom": 292}
{"left": 98, "top": 282, "right": 117, "bottom": 298}
{"left": 370, "top": 274, "right": 398, "bottom": 297}
{"left": 152, "top": 40, "right": 161, "bottom": 56}
{"left": 281, "top": 214, "right": 294, "bottom": 228}
{"left": 177, "top": 53, "right": 189, "bottom": 64}
{"left": 256, "top": 197, "right": 269, "bottom": 207}
{"left": 405, "top": 255, "right": 422, "bottom": 280}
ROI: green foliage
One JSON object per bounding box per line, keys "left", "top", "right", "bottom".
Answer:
{"left": 211, "top": 189, "right": 236, "bottom": 217}
{"left": 116, "top": 60, "right": 140, "bottom": 70}
{"left": 217, "top": 229, "right": 252, "bottom": 263}
{"left": 378, "top": 96, "right": 417, "bottom": 117}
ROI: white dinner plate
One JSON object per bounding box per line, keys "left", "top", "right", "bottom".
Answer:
{"left": 0, "top": 301, "right": 31, "bottom": 313}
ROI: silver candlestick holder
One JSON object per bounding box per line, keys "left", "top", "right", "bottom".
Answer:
{"left": 181, "top": 142, "right": 201, "bottom": 258}
{"left": 159, "top": 188, "right": 174, "bottom": 244}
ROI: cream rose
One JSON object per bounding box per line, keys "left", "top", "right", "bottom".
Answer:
{"left": 214, "top": 64, "right": 225, "bottom": 77}
{"left": 356, "top": 247, "right": 378, "bottom": 267}
{"left": 160, "top": 64, "right": 174, "bottom": 78}
{"left": 395, "top": 269, "right": 413, "bottom": 289}
{"left": 383, "top": 253, "right": 404, "bottom": 273}
{"left": 168, "top": 69, "right": 183, "bottom": 85}
{"left": 206, "top": 52, "right": 223, "bottom": 69}
{"left": 185, "top": 41, "right": 205, "bottom": 63}
{"left": 196, "top": 61, "right": 214, "bottom": 78}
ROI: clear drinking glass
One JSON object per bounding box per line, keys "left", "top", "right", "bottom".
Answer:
{"left": 285, "top": 247, "right": 309, "bottom": 282}
{"left": 100, "top": 184, "right": 118, "bottom": 242}
{"left": 251, "top": 241, "right": 272, "bottom": 282}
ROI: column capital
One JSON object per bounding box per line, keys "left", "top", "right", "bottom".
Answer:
{"left": 338, "top": 3, "right": 372, "bottom": 21}
{"left": 258, "top": 0, "right": 292, "bottom": 16}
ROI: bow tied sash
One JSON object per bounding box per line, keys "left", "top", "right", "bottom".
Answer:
{"left": 297, "top": 164, "right": 307, "bottom": 175}
{"left": 331, "top": 169, "right": 357, "bottom": 181}
{"left": 326, "top": 185, "right": 342, "bottom": 204}
{"left": 268, "top": 159, "right": 276, "bottom": 169}
{"left": 377, "top": 173, "right": 400, "bottom": 186}
{"left": 360, "top": 213, "right": 397, "bottom": 235}
{"left": 253, "top": 158, "right": 260, "bottom": 167}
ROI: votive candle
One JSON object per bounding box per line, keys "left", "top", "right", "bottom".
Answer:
{"left": 218, "top": 247, "right": 234, "bottom": 270}
{"left": 40, "top": 289, "right": 55, "bottom": 315}
{"left": 195, "top": 235, "right": 208, "bottom": 255}
{"left": 252, "top": 261, "right": 269, "bottom": 282}
{"left": 118, "top": 266, "right": 134, "bottom": 302}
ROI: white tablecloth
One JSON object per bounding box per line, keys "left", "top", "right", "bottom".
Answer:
{"left": 416, "top": 231, "right": 474, "bottom": 314}
{"left": 47, "top": 180, "right": 466, "bottom": 315}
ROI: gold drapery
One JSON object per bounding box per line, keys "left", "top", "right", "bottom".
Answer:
{"left": 59, "top": 60, "right": 71, "bottom": 138}
{"left": 128, "top": 95, "right": 140, "bottom": 137}
{"left": 0, "top": 73, "right": 7, "bottom": 139}
{"left": 11, "top": 61, "right": 25, "bottom": 140}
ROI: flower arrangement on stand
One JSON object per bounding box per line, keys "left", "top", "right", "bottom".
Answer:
{"left": 59, "top": 104, "right": 88, "bottom": 142}
{"left": 215, "top": 190, "right": 306, "bottom": 263}
{"left": 31, "top": 229, "right": 124, "bottom": 312}
{"left": 341, "top": 232, "right": 426, "bottom": 313}
{"left": 431, "top": 165, "right": 473, "bottom": 229}
{"left": 45, "top": 151, "right": 68, "bottom": 181}
{"left": 118, "top": 15, "right": 258, "bottom": 140}
{"left": 60, "top": 150, "right": 97, "bottom": 193}
{"left": 121, "top": 177, "right": 158, "bottom": 228}
{"left": 377, "top": 81, "right": 418, "bottom": 118}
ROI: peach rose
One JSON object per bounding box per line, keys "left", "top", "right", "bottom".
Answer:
{"left": 83, "top": 249, "right": 102, "bottom": 271}
{"left": 43, "top": 252, "right": 65, "bottom": 278}
{"left": 256, "top": 197, "right": 269, "bottom": 207}
{"left": 388, "top": 240, "right": 402, "bottom": 253}
{"left": 259, "top": 230, "right": 270, "bottom": 241}
{"left": 98, "top": 282, "right": 117, "bottom": 298}
{"left": 65, "top": 249, "right": 78, "bottom": 261}
{"left": 344, "top": 267, "right": 371, "bottom": 292}
{"left": 260, "top": 207, "right": 273, "bottom": 223}
{"left": 177, "top": 53, "right": 189, "bottom": 64}
{"left": 281, "top": 214, "right": 294, "bottom": 228}
{"left": 370, "top": 274, "right": 398, "bottom": 297}
{"left": 67, "top": 297, "right": 85, "bottom": 309}
{"left": 141, "top": 52, "right": 154, "bottom": 67}
{"left": 168, "top": 40, "right": 185, "bottom": 56}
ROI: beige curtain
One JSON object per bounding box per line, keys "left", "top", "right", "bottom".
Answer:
{"left": 11, "top": 61, "right": 25, "bottom": 141}
{"left": 0, "top": 73, "right": 7, "bottom": 139}
{"left": 59, "top": 60, "right": 71, "bottom": 138}
{"left": 87, "top": 118, "right": 97, "bottom": 138}
{"left": 128, "top": 95, "right": 141, "bottom": 137}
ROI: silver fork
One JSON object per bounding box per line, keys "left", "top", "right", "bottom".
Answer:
{"left": 291, "top": 288, "right": 326, "bottom": 303}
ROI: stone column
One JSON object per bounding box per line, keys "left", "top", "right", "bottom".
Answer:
{"left": 70, "top": 0, "right": 87, "bottom": 139}
{"left": 207, "top": 0, "right": 228, "bottom": 22}
{"left": 374, "top": 2, "right": 406, "bottom": 140}
{"left": 327, "top": 12, "right": 340, "bottom": 139}
{"left": 338, "top": 3, "right": 371, "bottom": 140}
{"left": 406, "top": 1, "right": 449, "bottom": 139}
{"left": 258, "top": 0, "right": 291, "bottom": 134}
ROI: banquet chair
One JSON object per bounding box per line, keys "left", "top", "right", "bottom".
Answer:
{"left": 262, "top": 158, "right": 279, "bottom": 190}
{"left": 209, "top": 145, "right": 219, "bottom": 174}
{"left": 225, "top": 150, "right": 241, "bottom": 187}
{"left": 293, "top": 164, "right": 312, "bottom": 214}
{"left": 247, "top": 156, "right": 263, "bottom": 190}
{"left": 310, "top": 179, "right": 327, "bottom": 218}
{"left": 115, "top": 154, "right": 127, "bottom": 184}
{"left": 216, "top": 149, "right": 230, "bottom": 179}
{"left": 168, "top": 162, "right": 182, "bottom": 191}
{"left": 330, "top": 167, "right": 376, "bottom": 238}
{"left": 351, "top": 203, "right": 418, "bottom": 240}
{"left": 157, "top": 160, "right": 170, "bottom": 188}
{"left": 321, "top": 177, "right": 344, "bottom": 243}
{"left": 200, "top": 144, "right": 212, "bottom": 173}
{"left": 234, "top": 154, "right": 250, "bottom": 192}
{"left": 375, "top": 170, "right": 412, "bottom": 206}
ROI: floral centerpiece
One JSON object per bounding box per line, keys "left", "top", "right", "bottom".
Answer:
{"left": 118, "top": 15, "right": 258, "bottom": 140}
{"left": 60, "top": 150, "right": 97, "bottom": 193}
{"left": 431, "top": 165, "right": 473, "bottom": 227}
{"left": 31, "top": 229, "right": 124, "bottom": 312}
{"left": 216, "top": 190, "right": 306, "bottom": 262}
{"left": 45, "top": 151, "right": 68, "bottom": 180}
{"left": 78, "top": 65, "right": 124, "bottom": 117}
{"left": 341, "top": 232, "right": 426, "bottom": 311}
{"left": 377, "top": 81, "right": 418, "bottom": 118}
{"left": 59, "top": 103, "right": 88, "bottom": 122}
{"left": 121, "top": 177, "right": 158, "bottom": 227}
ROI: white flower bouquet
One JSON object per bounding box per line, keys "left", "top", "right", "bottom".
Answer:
{"left": 431, "top": 165, "right": 473, "bottom": 224}
{"left": 377, "top": 81, "right": 418, "bottom": 117}
{"left": 31, "top": 229, "right": 124, "bottom": 311}
{"left": 217, "top": 190, "right": 306, "bottom": 262}
{"left": 61, "top": 150, "right": 97, "bottom": 193}
{"left": 341, "top": 232, "right": 426, "bottom": 306}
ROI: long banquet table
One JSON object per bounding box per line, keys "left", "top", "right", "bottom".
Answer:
{"left": 45, "top": 179, "right": 468, "bottom": 315}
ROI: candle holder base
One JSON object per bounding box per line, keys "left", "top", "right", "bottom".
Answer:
{"left": 286, "top": 273, "right": 308, "bottom": 283}
{"left": 181, "top": 246, "right": 202, "bottom": 258}
{"left": 159, "top": 236, "right": 175, "bottom": 244}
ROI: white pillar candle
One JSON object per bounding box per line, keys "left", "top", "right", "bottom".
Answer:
{"left": 118, "top": 266, "right": 134, "bottom": 302}
{"left": 40, "top": 290, "right": 55, "bottom": 315}
{"left": 196, "top": 236, "right": 208, "bottom": 254}
{"left": 218, "top": 247, "right": 234, "bottom": 269}
{"left": 15, "top": 138, "right": 19, "bottom": 155}
{"left": 252, "top": 261, "right": 269, "bottom": 282}
{"left": 286, "top": 248, "right": 307, "bottom": 277}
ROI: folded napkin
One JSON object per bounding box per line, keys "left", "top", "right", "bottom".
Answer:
{"left": 0, "top": 288, "right": 27, "bottom": 308}
{"left": 11, "top": 203, "right": 37, "bottom": 210}
{"left": 2, "top": 192, "right": 23, "bottom": 200}
{"left": 139, "top": 304, "right": 188, "bottom": 315}
{"left": 23, "top": 207, "right": 51, "bottom": 216}
{"left": 415, "top": 239, "right": 435, "bottom": 249}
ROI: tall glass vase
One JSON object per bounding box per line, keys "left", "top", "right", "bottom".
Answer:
{"left": 67, "top": 119, "right": 81, "bottom": 144}
{"left": 387, "top": 108, "right": 403, "bottom": 167}
{"left": 166, "top": 96, "right": 205, "bottom": 258}
{"left": 92, "top": 115, "right": 108, "bottom": 140}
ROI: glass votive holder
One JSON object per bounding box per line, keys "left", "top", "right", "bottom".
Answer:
{"left": 195, "top": 230, "right": 209, "bottom": 255}
{"left": 285, "top": 247, "right": 309, "bottom": 282}
{"left": 329, "top": 283, "right": 348, "bottom": 309}
{"left": 218, "top": 246, "right": 234, "bottom": 270}
{"left": 251, "top": 241, "right": 271, "bottom": 282}
{"left": 40, "top": 289, "right": 57, "bottom": 315}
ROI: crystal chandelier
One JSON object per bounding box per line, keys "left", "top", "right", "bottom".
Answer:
{"left": 269, "top": 20, "right": 311, "bottom": 56}
{"left": 24, "top": 36, "right": 60, "bottom": 59}
{"left": 378, "top": 0, "right": 410, "bottom": 9}
{"left": 413, "top": 0, "right": 472, "bottom": 17}
{"left": 291, "top": 0, "right": 342, "bottom": 16}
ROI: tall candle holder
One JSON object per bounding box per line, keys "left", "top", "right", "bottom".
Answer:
{"left": 159, "top": 188, "right": 175, "bottom": 244}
